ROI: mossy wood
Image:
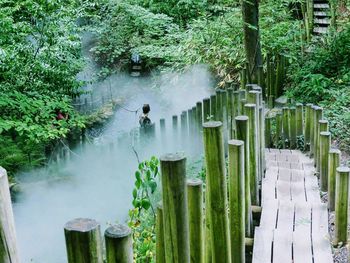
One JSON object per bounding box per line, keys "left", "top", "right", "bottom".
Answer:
{"left": 105, "top": 224, "right": 133, "bottom": 263}
{"left": 319, "top": 131, "right": 331, "bottom": 192}
{"left": 328, "top": 149, "right": 341, "bottom": 212}
{"left": 156, "top": 204, "right": 165, "bottom": 263}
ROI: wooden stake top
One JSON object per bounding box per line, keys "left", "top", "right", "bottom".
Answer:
{"left": 105, "top": 224, "right": 131, "bottom": 239}
{"left": 203, "top": 121, "right": 222, "bottom": 128}
{"left": 160, "top": 152, "right": 186, "bottom": 162}
{"left": 187, "top": 178, "right": 203, "bottom": 186}
{"left": 228, "top": 140, "right": 244, "bottom": 147}
{"left": 64, "top": 218, "right": 100, "bottom": 232}
{"left": 235, "top": 116, "right": 249, "bottom": 121}
{"left": 336, "top": 167, "right": 350, "bottom": 173}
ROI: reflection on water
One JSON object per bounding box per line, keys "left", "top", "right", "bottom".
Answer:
{"left": 13, "top": 65, "right": 213, "bottom": 262}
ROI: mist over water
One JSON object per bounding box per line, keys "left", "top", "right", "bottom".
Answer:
{"left": 13, "top": 65, "right": 213, "bottom": 263}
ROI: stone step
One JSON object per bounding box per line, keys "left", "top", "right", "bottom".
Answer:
{"left": 314, "top": 18, "right": 330, "bottom": 25}
{"left": 314, "top": 3, "right": 330, "bottom": 9}
{"left": 314, "top": 11, "right": 329, "bottom": 17}
{"left": 313, "top": 27, "right": 328, "bottom": 34}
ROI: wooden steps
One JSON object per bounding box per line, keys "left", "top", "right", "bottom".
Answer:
{"left": 252, "top": 149, "right": 333, "bottom": 263}
{"left": 313, "top": 0, "right": 330, "bottom": 35}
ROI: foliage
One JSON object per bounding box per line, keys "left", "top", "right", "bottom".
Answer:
{"left": 129, "top": 156, "right": 160, "bottom": 262}
{"left": 287, "top": 23, "right": 350, "bottom": 152}
{"left": 0, "top": 0, "right": 89, "bottom": 174}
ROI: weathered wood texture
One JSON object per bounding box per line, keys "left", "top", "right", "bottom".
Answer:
{"left": 105, "top": 224, "right": 133, "bottom": 263}
{"left": 0, "top": 167, "right": 20, "bottom": 263}
{"left": 253, "top": 149, "right": 333, "bottom": 263}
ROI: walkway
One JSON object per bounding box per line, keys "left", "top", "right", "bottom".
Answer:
{"left": 252, "top": 149, "right": 333, "bottom": 263}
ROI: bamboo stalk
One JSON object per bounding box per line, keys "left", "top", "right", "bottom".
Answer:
{"left": 203, "top": 122, "right": 230, "bottom": 262}
{"left": 319, "top": 131, "right": 331, "bottom": 192}
{"left": 228, "top": 140, "right": 246, "bottom": 263}
{"left": 105, "top": 224, "right": 133, "bottom": 263}
{"left": 335, "top": 167, "right": 350, "bottom": 245}
{"left": 328, "top": 149, "right": 341, "bottom": 212}
{"left": 235, "top": 116, "right": 253, "bottom": 237}
{"left": 160, "top": 153, "right": 190, "bottom": 262}
{"left": 187, "top": 179, "right": 203, "bottom": 263}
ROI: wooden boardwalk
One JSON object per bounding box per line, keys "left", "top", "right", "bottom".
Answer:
{"left": 252, "top": 149, "right": 333, "bottom": 263}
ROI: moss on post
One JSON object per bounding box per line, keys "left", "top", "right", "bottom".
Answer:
{"left": 282, "top": 107, "right": 290, "bottom": 148}
{"left": 319, "top": 131, "right": 331, "bottom": 192}
{"left": 328, "top": 149, "right": 341, "bottom": 212}
{"left": 64, "top": 218, "right": 103, "bottom": 263}
{"left": 235, "top": 116, "right": 253, "bottom": 237}
{"left": 156, "top": 204, "right": 165, "bottom": 263}
{"left": 160, "top": 153, "right": 190, "bottom": 262}
{"left": 228, "top": 140, "right": 246, "bottom": 263}
{"left": 244, "top": 104, "right": 259, "bottom": 206}
{"left": 203, "top": 122, "right": 230, "bottom": 262}
{"left": 317, "top": 120, "right": 329, "bottom": 173}
{"left": 187, "top": 179, "right": 203, "bottom": 263}
{"left": 0, "top": 167, "right": 20, "bottom": 263}
{"left": 289, "top": 107, "right": 297, "bottom": 149}
{"left": 335, "top": 167, "right": 350, "bottom": 245}
{"left": 296, "top": 103, "right": 303, "bottom": 137}
{"left": 105, "top": 224, "right": 133, "bottom": 263}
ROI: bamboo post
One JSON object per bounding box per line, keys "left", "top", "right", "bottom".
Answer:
{"left": 275, "top": 112, "right": 282, "bottom": 147}
{"left": 334, "top": 167, "right": 350, "bottom": 245}
{"left": 265, "top": 116, "right": 272, "bottom": 148}
{"left": 282, "top": 107, "right": 290, "bottom": 148}
{"left": 156, "top": 203, "right": 165, "bottom": 263}
{"left": 105, "top": 224, "right": 133, "bottom": 263}
{"left": 328, "top": 149, "right": 341, "bottom": 212}
{"left": 0, "top": 167, "right": 20, "bottom": 263}
{"left": 304, "top": 104, "right": 313, "bottom": 150}
{"left": 244, "top": 104, "right": 259, "bottom": 205}
{"left": 187, "top": 179, "right": 203, "bottom": 263}
{"left": 202, "top": 122, "right": 230, "bottom": 262}
{"left": 296, "top": 103, "right": 303, "bottom": 137}
{"left": 210, "top": 94, "right": 217, "bottom": 121}
{"left": 317, "top": 120, "right": 329, "bottom": 173}
{"left": 228, "top": 140, "right": 246, "bottom": 263}
{"left": 313, "top": 106, "right": 323, "bottom": 160}
{"left": 64, "top": 218, "right": 103, "bottom": 263}
{"left": 319, "top": 131, "right": 331, "bottom": 192}
{"left": 196, "top": 101, "right": 203, "bottom": 130}
{"left": 160, "top": 153, "right": 190, "bottom": 262}
{"left": 203, "top": 97, "right": 211, "bottom": 122}
{"left": 235, "top": 116, "right": 253, "bottom": 237}
{"left": 289, "top": 107, "right": 297, "bottom": 149}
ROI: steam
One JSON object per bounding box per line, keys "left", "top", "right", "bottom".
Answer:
{"left": 13, "top": 65, "right": 213, "bottom": 262}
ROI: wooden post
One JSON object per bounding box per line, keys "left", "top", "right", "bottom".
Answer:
{"left": 233, "top": 91, "right": 240, "bottom": 117}
{"left": 192, "top": 106, "right": 197, "bottom": 134}
{"left": 156, "top": 204, "right": 165, "bottom": 263}
{"left": 289, "top": 107, "right": 297, "bottom": 149}
{"left": 228, "top": 140, "right": 246, "bottom": 263}
{"left": 210, "top": 94, "right": 217, "bottom": 121}
{"left": 335, "top": 167, "right": 350, "bottom": 245}
{"left": 244, "top": 104, "right": 259, "bottom": 205}
{"left": 181, "top": 111, "right": 188, "bottom": 139}
{"left": 275, "top": 112, "right": 282, "bottom": 147}
{"left": 172, "top": 115, "right": 179, "bottom": 137}
{"left": 265, "top": 116, "right": 272, "bottom": 148}
{"left": 160, "top": 118, "right": 165, "bottom": 136}
{"left": 304, "top": 104, "right": 313, "bottom": 150}
{"left": 282, "top": 107, "right": 290, "bottom": 148}
{"left": 160, "top": 153, "right": 190, "bottom": 262}
{"left": 309, "top": 105, "right": 316, "bottom": 156}
{"left": 235, "top": 116, "right": 253, "bottom": 237}
{"left": 196, "top": 101, "right": 203, "bottom": 130}
{"left": 313, "top": 106, "right": 323, "bottom": 161}
{"left": 227, "top": 88, "right": 234, "bottom": 139}
{"left": 188, "top": 108, "right": 194, "bottom": 137}
{"left": 0, "top": 167, "right": 20, "bottom": 263}
{"left": 64, "top": 218, "right": 103, "bottom": 263}
{"left": 216, "top": 90, "right": 223, "bottom": 122}
{"left": 296, "top": 103, "right": 303, "bottom": 137}
{"left": 319, "top": 131, "right": 331, "bottom": 192}
{"left": 240, "top": 99, "right": 247, "bottom": 116}
{"left": 187, "top": 179, "right": 203, "bottom": 263}
{"left": 203, "top": 97, "right": 211, "bottom": 122}
{"left": 317, "top": 120, "right": 329, "bottom": 173}
{"left": 202, "top": 122, "right": 230, "bottom": 262}
{"left": 105, "top": 224, "right": 133, "bottom": 263}
{"left": 328, "top": 149, "right": 341, "bottom": 212}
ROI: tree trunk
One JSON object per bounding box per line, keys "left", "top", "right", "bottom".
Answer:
{"left": 242, "top": 0, "right": 263, "bottom": 84}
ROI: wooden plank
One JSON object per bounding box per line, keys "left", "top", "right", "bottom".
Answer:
{"left": 291, "top": 180, "right": 306, "bottom": 203}
{"left": 287, "top": 154, "right": 299, "bottom": 163}
{"left": 312, "top": 204, "right": 333, "bottom": 263}
{"left": 278, "top": 168, "right": 291, "bottom": 181}
{"left": 261, "top": 178, "right": 276, "bottom": 206}
{"left": 260, "top": 199, "right": 278, "bottom": 228}
{"left": 276, "top": 155, "right": 287, "bottom": 162}
{"left": 276, "top": 180, "right": 291, "bottom": 201}
{"left": 293, "top": 204, "right": 312, "bottom": 263}
{"left": 276, "top": 201, "right": 294, "bottom": 232}
{"left": 290, "top": 162, "right": 303, "bottom": 170}
{"left": 280, "top": 149, "right": 292, "bottom": 155}
{"left": 305, "top": 175, "right": 321, "bottom": 203}
{"left": 273, "top": 228, "right": 293, "bottom": 263}
{"left": 291, "top": 170, "right": 304, "bottom": 182}
{"left": 266, "top": 161, "right": 278, "bottom": 167}
{"left": 269, "top": 148, "right": 280, "bottom": 154}
{"left": 265, "top": 167, "right": 278, "bottom": 181}
{"left": 278, "top": 162, "right": 291, "bottom": 169}
{"left": 252, "top": 227, "right": 273, "bottom": 263}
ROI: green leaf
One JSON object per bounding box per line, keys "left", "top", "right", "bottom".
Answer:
{"left": 132, "top": 188, "right": 137, "bottom": 199}
{"left": 141, "top": 198, "right": 151, "bottom": 210}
